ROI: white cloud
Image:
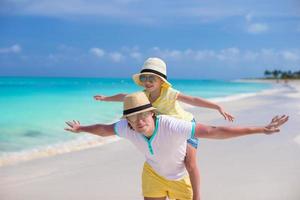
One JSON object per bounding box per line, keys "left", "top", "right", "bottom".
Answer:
{"left": 245, "top": 13, "right": 269, "bottom": 34}
{"left": 41, "top": 46, "right": 300, "bottom": 69}
{"left": 194, "top": 50, "right": 215, "bottom": 60}
{"left": 260, "top": 48, "right": 276, "bottom": 59}
{"left": 247, "top": 23, "right": 269, "bottom": 34}
{"left": 280, "top": 50, "right": 300, "bottom": 61}
{"left": 217, "top": 48, "right": 240, "bottom": 61}
{"left": 243, "top": 51, "right": 259, "bottom": 61}
{"left": 150, "top": 47, "right": 183, "bottom": 60}
{"left": 130, "top": 52, "right": 142, "bottom": 60}
{"left": 90, "top": 48, "right": 105, "bottom": 58}
{"left": 179, "top": 6, "right": 243, "bottom": 23}
{"left": 147, "top": 47, "right": 300, "bottom": 67}
{"left": 0, "top": 44, "right": 22, "bottom": 54}
{"left": 165, "top": 50, "right": 182, "bottom": 59}
{"left": 150, "top": 47, "right": 242, "bottom": 62}
{"left": 110, "top": 52, "right": 124, "bottom": 62}
{"left": 121, "top": 46, "right": 142, "bottom": 60}
{"left": 256, "top": 48, "right": 280, "bottom": 64}
{"left": 3, "top": 0, "right": 298, "bottom": 25}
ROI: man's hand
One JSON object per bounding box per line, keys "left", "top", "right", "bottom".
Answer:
{"left": 65, "top": 120, "right": 81, "bottom": 133}
{"left": 218, "top": 107, "right": 235, "bottom": 122}
{"left": 264, "top": 115, "right": 289, "bottom": 134}
{"left": 94, "top": 95, "right": 107, "bottom": 101}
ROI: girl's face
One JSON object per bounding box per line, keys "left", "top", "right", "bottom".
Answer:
{"left": 139, "top": 74, "right": 163, "bottom": 92}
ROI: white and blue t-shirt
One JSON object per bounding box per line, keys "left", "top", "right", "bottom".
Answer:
{"left": 114, "top": 115, "right": 196, "bottom": 180}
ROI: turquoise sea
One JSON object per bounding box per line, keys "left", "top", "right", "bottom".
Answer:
{"left": 0, "top": 77, "right": 272, "bottom": 164}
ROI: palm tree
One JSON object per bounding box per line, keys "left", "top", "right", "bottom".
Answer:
{"left": 272, "top": 70, "right": 280, "bottom": 79}
{"left": 294, "top": 71, "right": 300, "bottom": 78}
{"left": 263, "top": 69, "right": 300, "bottom": 79}
{"left": 264, "top": 70, "right": 272, "bottom": 78}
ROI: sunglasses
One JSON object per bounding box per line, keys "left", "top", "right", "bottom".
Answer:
{"left": 139, "top": 75, "right": 158, "bottom": 83}
{"left": 127, "top": 111, "right": 152, "bottom": 123}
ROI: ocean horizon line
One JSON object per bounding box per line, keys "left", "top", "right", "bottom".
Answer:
{"left": 0, "top": 75, "right": 263, "bottom": 82}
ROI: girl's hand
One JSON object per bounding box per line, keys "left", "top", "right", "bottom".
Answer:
{"left": 65, "top": 120, "right": 81, "bottom": 133}
{"left": 218, "top": 107, "right": 235, "bottom": 122}
{"left": 94, "top": 95, "right": 107, "bottom": 101}
{"left": 264, "top": 115, "right": 289, "bottom": 134}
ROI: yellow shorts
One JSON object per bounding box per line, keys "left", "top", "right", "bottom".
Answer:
{"left": 142, "top": 162, "right": 192, "bottom": 200}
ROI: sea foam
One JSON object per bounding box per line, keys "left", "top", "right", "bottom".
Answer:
{"left": 0, "top": 135, "right": 121, "bottom": 167}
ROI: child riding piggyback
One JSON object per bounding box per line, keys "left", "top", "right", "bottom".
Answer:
{"left": 94, "top": 57, "right": 234, "bottom": 200}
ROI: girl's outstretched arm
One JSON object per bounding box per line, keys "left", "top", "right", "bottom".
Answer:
{"left": 94, "top": 93, "right": 127, "bottom": 102}
{"left": 177, "top": 93, "right": 235, "bottom": 121}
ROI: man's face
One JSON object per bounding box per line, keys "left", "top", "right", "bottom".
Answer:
{"left": 127, "top": 111, "right": 155, "bottom": 136}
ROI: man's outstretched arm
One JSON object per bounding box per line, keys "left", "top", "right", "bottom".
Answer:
{"left": 65, "top": 120, "right": 115, "bottom": 137}
{"left": 194, "top": 115, "right": 289, "bottom": 139}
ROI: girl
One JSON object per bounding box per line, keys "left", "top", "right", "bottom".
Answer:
{"left": 94, "top": 57, "right": 234, "bottom": 200}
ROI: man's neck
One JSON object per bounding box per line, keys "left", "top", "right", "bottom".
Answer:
{"left": 143, "top": 119, "right": 156, "bottom": 138}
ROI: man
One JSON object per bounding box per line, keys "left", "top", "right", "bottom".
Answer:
{"left": 65, "top": 92, "right": 288, "bottom": 200}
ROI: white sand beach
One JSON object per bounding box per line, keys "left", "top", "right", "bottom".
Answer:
{"left": 1, "top": 80, "right": 300, "bottom": 200}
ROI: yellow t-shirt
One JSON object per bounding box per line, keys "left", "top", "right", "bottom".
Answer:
{"left": 144, "top": 87, "right": 194, "bottom": 122}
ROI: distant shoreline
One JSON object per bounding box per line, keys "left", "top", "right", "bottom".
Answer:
{"left": 237, "top": 78, "right": 300, "bottom": 84}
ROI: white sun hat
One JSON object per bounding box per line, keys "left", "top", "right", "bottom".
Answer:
{"left": 132, "top": 57, "right": 172, "bottom": 87}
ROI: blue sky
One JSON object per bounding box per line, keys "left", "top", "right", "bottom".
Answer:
{"left": 0, "top": 0, "right": 299, "bottom": 79}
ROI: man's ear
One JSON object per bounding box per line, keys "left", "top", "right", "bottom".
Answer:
{"left": 151, "top": 111, "right": 157, "bottom": 117}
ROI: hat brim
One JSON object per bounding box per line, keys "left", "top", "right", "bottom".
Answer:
{"left": 132, "top": 72, "right": 172, "bottom": 88}
{"left": 122, "top": 107, "right": 156, "bottom": 119}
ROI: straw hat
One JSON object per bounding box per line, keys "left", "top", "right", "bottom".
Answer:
{"left": 132, "top": 57, "right": 172, "bottom": 87}
{"left": 123, "top": 92, "right": 156, "bottom": 118}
